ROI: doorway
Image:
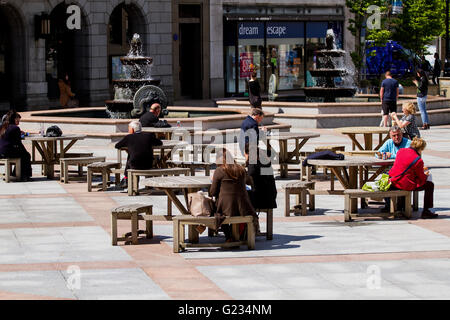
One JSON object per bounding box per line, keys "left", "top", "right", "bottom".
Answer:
{"left": 0, "top": 14, "right": 11, "bottom": 105}
{"left": 178, "top": 4, "right": 203, "bottom": 99}
{"left": 46, "top": 3, "right": 89, "bottom": 105}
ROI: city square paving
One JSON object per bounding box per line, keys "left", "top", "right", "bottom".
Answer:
{"left": 0, "top": 126, "right": 450, "bottom": 300}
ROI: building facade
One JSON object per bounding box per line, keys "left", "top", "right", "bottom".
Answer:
{"left": 0, "top": 0, "right": 354, "bottom": 111}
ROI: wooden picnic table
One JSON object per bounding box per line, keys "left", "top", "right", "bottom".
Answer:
{"left": 306, "top": 157, "right": 394, "bottom": 211}
{"left": 265, "top": 132, "right": 320, "bottom": 178}
{"left": 27, "top": 134, "right": 86, "bottom": 179}
{"left": 141, "top": 126, "right": 197, "bottom": 140}
{"left": 335, "top": 127, "right": 390, "bottom": 151}
{"left": 142, "top": 175, "right": 212, "bottom": 241}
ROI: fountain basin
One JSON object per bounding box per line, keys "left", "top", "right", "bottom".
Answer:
{"left": 120, "top": 57, "right": 153, "bottom": 65}
{"left": 303, "top": 87, "right": 357, "bottom": 98}
{"left": 216, "top": 94, "right": 450, "bottom": 128}
{"left": 19, "top": 106, "right": 289, "bottom": 142}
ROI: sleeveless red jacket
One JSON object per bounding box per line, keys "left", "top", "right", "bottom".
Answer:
{"left": 388, "top": 148, "right": 427, "bottom": 191}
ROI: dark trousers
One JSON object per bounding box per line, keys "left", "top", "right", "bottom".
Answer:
{"left": 416, "top": 180, "right": 434, "bottom": 210}
{"left": 388, "top": 181, "right": 434, "bottom": 210}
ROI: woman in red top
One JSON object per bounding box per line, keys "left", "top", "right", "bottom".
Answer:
{"left": 389, "top": 137, "right": 437, "bottom": 218}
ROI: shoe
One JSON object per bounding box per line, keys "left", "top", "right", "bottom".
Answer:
{"left": 421, "top": 209, "right": 438, "bottom": 219}
{"left": 119, "top": 178, "right": 128, "bottom": 189}
{"left": 421, "top": 123, "right": 430, "bottom": 130}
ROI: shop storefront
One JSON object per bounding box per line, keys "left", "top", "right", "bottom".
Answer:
{"left": 223, "top": 7, "right": 344, "bottom": 96}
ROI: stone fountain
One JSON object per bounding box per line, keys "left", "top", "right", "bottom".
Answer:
{"left": 105, "top": 33, "right": 168, "bottom": 118}
{"left": 303, "top": 29, "right": 356, "bottom": 102}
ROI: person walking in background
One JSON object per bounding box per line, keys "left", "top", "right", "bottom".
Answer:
{"left": 58, "top": 73, "right": 77, "bottom": 107}
{"left": 248, "top": 70, "right": 262, "bottom": 109}
{"left": 420, "top": 56, "right": 432, "bottom": 77}
{"left": 391, "top": 102, "right": 421, "bottom": 140}
{"left": 379, "top": 71, "right": 399, "bottom": 127}
{"left": 413, "top": 69, "right": 430, "bottom": 130}
{"left": 432, "top": 53, "right": 442, "bottom": 85}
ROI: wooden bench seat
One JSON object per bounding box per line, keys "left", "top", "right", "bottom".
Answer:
{"left": 283, "top": 181, "right": 315, "bottom": 216}
{"left": 60, "top": 156, "right": 106, "bottom": 183}
{"left": 0, "top": 158, "right": 21, "bottom": 182}
{"left": 166, "top": 160, "right": 212, "bottom": 176}
{"left": 111, "top": 204, "right": 153, "bottom": 245}
{"left": 344, "top": 189, "right": 412, "bottom": 222}
{"left": 173, "top": 215, "right": 255, "bottom": 253}
{"left": 87, "top": 162, "right": 122, "bottom": 191}
{"left": 127, "top": 167, "right": 191, "bottom": 196}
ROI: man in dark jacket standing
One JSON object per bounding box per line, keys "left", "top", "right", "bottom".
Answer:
{"left": 139, "top": 103, "right": 162, "bottom": 127}
{"left": 239, "top": 108, "right": 277, "bottom": 212}
{"left": 240, "top": 108, "right": 264, "bottom": 163}
{"left": 115, "top": 121, "right": 162, "bottom": 188}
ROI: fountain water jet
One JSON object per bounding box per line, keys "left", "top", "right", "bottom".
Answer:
{"left": 105, "top": 33, "right": 167, "bottom": 119}
{"left": 303, "top": 29, "right": 357, "bottom": 102}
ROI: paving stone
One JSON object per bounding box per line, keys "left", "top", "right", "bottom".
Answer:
{"left": 0, "top": 227, "right": 131, "bottom": 264}
{"left": 0, "top": 269, "right": 169, "bottom": 300}
{"left": 0, "top": 197, "right": 93, "bottom": 224}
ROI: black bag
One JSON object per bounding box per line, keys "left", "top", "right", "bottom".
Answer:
{"left": 45, "top": 125, "right": 63, "bottom": 137}
{"left": 153, "top": 120, "right": 171, "bottom": 128}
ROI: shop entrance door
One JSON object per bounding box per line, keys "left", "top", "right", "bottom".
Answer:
{"left": 0, "top": 15, "right": 11, "bottom": 106}
{"left": 179, "top": 22, "right": 202, "bottom": 99}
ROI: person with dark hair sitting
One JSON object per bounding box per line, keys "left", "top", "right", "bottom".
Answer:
{"left": 209, "top": 148, "right": 259, "bottom": 241}
{"left": 0, "top": 110, "right": 32, "bottom": 181}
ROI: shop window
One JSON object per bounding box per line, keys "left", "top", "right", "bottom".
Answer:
{"left": 237, "top": 22, "right": 264, "bottom": 93}
{"left": 266, "top": 22, "right": 305, "bottom": 90}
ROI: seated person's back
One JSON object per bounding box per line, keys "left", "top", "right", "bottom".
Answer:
{"left": 115, "top": 121, "right": 162, "bottom": 170}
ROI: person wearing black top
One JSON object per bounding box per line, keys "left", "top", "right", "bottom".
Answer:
{"left": 0, "top": 110, "right": 32, "bottom": 181}
{"left": 139, "top": 103, "right": 162, "bottom": 127}
{"left": 248, "top": 71, "right": 262, "bottom": 108}
{"left": 413, "top": 69, "right": 430, "bottom": 130}
{"left": 115, "top": 120, "right": 162, "bottom": 188}
{"left": 432, "top": 53, "right": 442, "bottom": 85}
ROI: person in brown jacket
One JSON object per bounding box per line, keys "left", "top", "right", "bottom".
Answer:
{"left": 58, "top": 73, "right": 76, "bottom": 107}
{"left": 209, "top": 148, "right": 259, "bottom": 241}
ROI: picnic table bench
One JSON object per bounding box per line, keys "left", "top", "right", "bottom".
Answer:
{"left": 0, "top": 158, "right": 21, "bottom": 182}
{"left": 59, "top": 156, "right": 106, "bottom": 183}
{"left": 344, "top": 189, "right": 412, "bottom": 222}
{"left": 173, "top": 215, "right": 255, "bottom": 253}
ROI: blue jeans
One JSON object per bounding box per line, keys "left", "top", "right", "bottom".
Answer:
{"left": 417, "top": 96, "right": 429, "bottom": 125}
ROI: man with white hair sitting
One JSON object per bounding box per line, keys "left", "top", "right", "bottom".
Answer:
{"left": 115, "top": 120, "right": 162, "bottom": 188}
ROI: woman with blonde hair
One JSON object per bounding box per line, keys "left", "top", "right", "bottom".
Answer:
{"left": 389, "top": 137, "right": 437, "bottom": 219}
{"left": 391, "top": 102, "right": 420, "bottom": 140}
{"left": 209, "top": 148, "right": 259, "bottom": 241}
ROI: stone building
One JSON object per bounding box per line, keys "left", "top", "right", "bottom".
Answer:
{"left": 0, "top": 0, "right": 353, "bottom": 111}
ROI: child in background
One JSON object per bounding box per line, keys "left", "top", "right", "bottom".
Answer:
{"left": 391, "top": 102, "right": 421, "bottom": 140}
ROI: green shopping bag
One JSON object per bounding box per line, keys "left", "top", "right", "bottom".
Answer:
{"left": 362, "top": 174, "right": 391, "bottom": 192}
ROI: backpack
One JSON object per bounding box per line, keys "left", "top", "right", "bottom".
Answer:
{"left": 45, "top": 125, "right": 63, "bottom": 137}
